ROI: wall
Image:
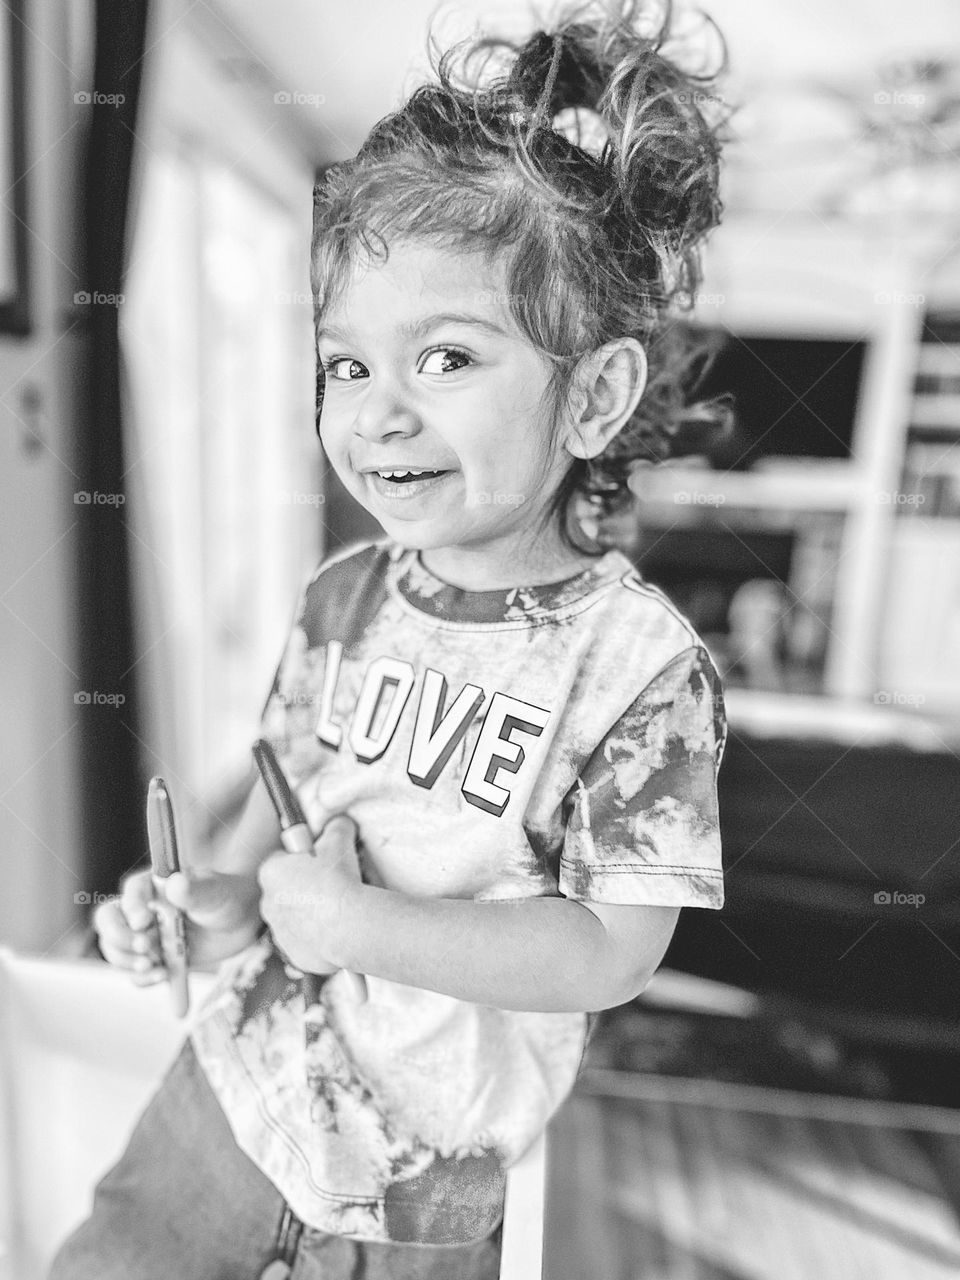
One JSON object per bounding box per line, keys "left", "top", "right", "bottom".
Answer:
{"left": 0, "top": 2, "right": 90, "bottom": 951}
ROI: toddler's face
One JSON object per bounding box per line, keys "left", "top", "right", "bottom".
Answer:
{"left": 315, "top": 238, "right": 576, "bottom": 576}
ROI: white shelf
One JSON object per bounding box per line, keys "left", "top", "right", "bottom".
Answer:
{"left": 916, "top": 345, "right": 960, "bottom": 378}
{"left": 724, "top": 687, "right": 956, "bottom": 750}
{"left": 911, "top": 393, "right": 960, "bottom": 427}
{"left": 630, "top": 465, "right": 864, "bottom": 513}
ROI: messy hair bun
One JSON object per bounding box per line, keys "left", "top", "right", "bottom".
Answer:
{"left": 312, "top": 0, "right": 734, "bottom": 550}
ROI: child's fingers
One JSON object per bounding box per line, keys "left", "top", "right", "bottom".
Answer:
{"left": 99, "top": 922, "right": 167, "bottom": 981}
{"left": 163, "top": 870, "right": 230, "bottom": 925}
{"left": 317, "top": 813, "right": 357, "bottom": 840}
{"left": 313, "top": 815, "right": 362, "bottom": 879}
{"left": 313, "top": 814, "right": 359, "bottom": 856}
{"left": 119, "top": 869, "right": 159, "bottom": 931}
{"left": 94, "top": 897, "right": 159, "bottom": 960}
{"left": 98, "top": 934, "right": 162, "bottom": 973}
{"left": 165, "top": 869, "right": 260, "bottom": 933}
{"left": 130, "top": 964, "right": 169, "bottom": 987}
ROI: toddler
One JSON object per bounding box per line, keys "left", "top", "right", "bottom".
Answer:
{"left": 52, "top": 2, "right": 730, "bottom": 1276}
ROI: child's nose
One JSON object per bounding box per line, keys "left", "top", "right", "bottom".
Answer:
{"left": 353, "top": 384, "right": 421, "bottom": 442}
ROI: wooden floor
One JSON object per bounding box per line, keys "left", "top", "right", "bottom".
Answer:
{"left": 544, "top": 1088, "right": 960, "bottom": 1280}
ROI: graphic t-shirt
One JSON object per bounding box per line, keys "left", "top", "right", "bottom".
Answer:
{"left": 190, "top": 539, "right": 726, "bottom": 1243}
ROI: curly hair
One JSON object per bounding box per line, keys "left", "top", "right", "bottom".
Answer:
{"left": 311, "top": 0, "right": 735, "bottom": 552}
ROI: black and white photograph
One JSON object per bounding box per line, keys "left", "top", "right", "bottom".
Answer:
{"left": 2, "top": 1, "right": 960, "bottom": 1276}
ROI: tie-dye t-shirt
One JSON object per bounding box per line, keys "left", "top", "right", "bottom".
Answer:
{"left": 190, "top": 538, "right": 726, "bottom": 1243}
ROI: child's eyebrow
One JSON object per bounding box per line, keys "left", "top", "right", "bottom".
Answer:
{"left": 316, "top": 312, "right": 510, "bottom": 344}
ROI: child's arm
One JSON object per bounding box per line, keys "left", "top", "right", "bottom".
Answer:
{"left": 258, "top": 817, "right": 680, "bottom": 1013}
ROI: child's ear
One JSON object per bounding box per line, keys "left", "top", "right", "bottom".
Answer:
{"left": 563, "top": 338, "right": 648, "bottom": 461}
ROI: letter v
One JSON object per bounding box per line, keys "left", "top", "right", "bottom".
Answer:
{"left": 407, "top": 669, "right": 484, "bottom": 789}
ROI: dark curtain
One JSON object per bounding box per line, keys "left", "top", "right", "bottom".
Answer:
{"left": 76, "top": 1, "right": 151, "bottom": 900}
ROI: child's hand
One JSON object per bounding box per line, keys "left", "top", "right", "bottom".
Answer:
{"left": 94, "top": 866, "right": 264, "bottom": 983}
{"left": 161, "top": 869, "right": 265, "bottom": 973}
{"left": 94, "top": 868, "right": 166, "bottom": 985}
{"left": 257, "top": 815, "right": 362, "bottom": 975}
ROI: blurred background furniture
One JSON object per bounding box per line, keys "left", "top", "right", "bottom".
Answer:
{"left": 545, "top": 969, "right": 960, "bottom": 1280}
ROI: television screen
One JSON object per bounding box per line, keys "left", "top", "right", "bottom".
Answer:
{"left": 691, "top": 331, "right": 868, "bottom": 471}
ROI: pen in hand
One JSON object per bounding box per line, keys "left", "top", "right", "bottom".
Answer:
{"left": 252, "top": 738, "right": 367, "bottom": 1007}
{"left": 145, "top": 776, "right": 190, "bottom": 1018}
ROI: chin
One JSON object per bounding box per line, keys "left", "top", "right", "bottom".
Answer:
{"left": 370, "top": 516, "right": 456, "bottom": 551}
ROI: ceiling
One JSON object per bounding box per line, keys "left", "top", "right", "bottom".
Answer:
{"left": 209, "top": 0, "right": 960, "bottom": 166}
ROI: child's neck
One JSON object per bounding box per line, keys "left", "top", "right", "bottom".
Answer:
{"left": 417, "top": 536, "right": 598, "bottom": 593}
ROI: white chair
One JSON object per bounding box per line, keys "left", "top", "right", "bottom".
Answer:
{"left": 0, "top": 948, "right": 544, "bottom": 1280}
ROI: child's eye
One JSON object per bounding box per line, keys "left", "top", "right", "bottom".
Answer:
{"left": 322, "top": 357, "right": 368, "bottom": 381}
{"left": 419, "top": 347, "right": 471, "bottom": 375}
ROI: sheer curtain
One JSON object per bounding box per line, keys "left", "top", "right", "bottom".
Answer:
{"left": 119, "top": 6, "right": 322, "bottom": 847}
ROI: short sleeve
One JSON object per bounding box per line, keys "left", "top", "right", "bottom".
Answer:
{"left": 558, "top": 644, "right": 726, "bottom": 910}
{"left": 255, "top": 569, "right": 326, "bottom": 783}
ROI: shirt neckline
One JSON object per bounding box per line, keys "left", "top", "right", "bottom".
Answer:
{"left": 390, "top": 544, "right": 628, "bottom": 625}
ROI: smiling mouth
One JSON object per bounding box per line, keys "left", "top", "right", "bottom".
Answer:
{"left": 373, "top": 468, "right": 449, "bottom": 484}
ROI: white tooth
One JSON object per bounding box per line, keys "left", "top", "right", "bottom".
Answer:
{"left": 375, "top": 467, "right": 441, "bottom": 479}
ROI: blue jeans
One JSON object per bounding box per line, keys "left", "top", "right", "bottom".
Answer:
{"left": 48, "top": 1040, "right": 502, "bottom": 1280}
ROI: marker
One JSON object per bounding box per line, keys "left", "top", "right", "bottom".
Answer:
{"left": 145, "top": 777, "right": 190, "bottom": 1018}
{"left": 252, "top": 739, "right": 367, "bottom": 1006}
